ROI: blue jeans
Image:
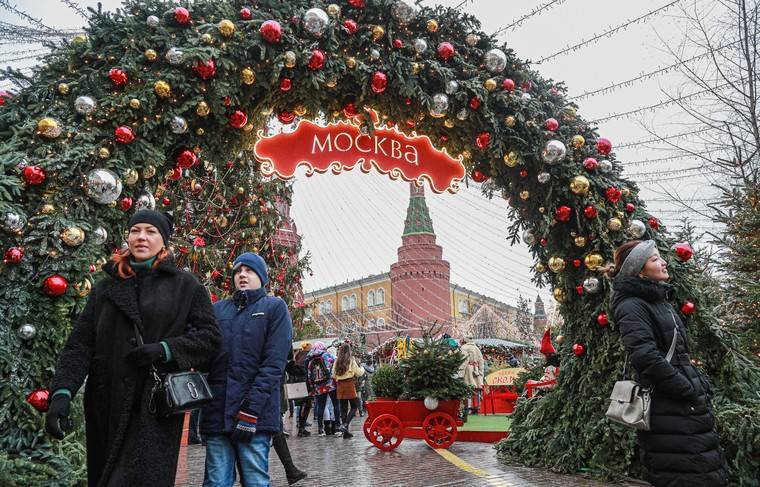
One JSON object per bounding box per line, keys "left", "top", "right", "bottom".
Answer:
{"left": 203, "top": 433, "right": 272, "bottom": 487}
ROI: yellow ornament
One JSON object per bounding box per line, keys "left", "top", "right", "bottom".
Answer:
{"left": 371, "top": 25, "right": 385, "bottom": 41}
{"left": 503, "top": 151, "right": 519, "bottom": 167}
{"left": 261, "top": 106, "right": 273, "bottom": 116}
{"left": 444, "top": 119, "right": 455, "bottom": 128}
{"left": 57, "top": 83, "right": 70, "bottom": 95}
{"left": 555, "top": 334, "right": 565, "bottom": 345}
{"left": 40, "top": 203, "right": 55, "bottom": 215}
{"left": 483, "top": 78, "right": 497, "bottom": 91}
{"left": 519, "top": 190, "right": 530, "bottom": 200}
{"left": 411, "top": 62, "right": 421, "bottom": 75}
{"left": 548, "top": 256, "right": 566, "bottom": 273}
{"left": 71, "top": 34, "right": 87, "bottom": 44}
{"left": 571, "top": 135, "right": 585, "bottom": 148}
{"left": 535, "top": 263, "right": 547, "bottom": 273}
{"left": 553, "top": 288, "right": 566, "bottom": 303}
{"left": 426, "top": 19, "right": 439, "bottom": 32}
{"left": 294, "top": 105, "right": 307, "bottom": 116}
{"left": 284, "top": 51, "right": 297, "bottom": 68}
{"left": 539, "top": 206, "right": 545, "bottom": 213}
{"left": 327, "top": 4, "right": 341, "bottom": 16}
{"left": 144, "top": 49, "right": 157, "bottom": 61}
{"left": 240, "top": 67, "right": 256, "bottom": 85}
{"left": 123, "top": 168, "right": 139, "bottom": 185}
{"left": 74, "top": 278, "right": 92, "bottom": 297}
{"left": 129, "top": 98, "right": 141, "bottom": 109}
{"left": 248, "top": 215, "right": 258, "bottom": 225}
{"left": 607, "top": 217, "right": 622, "bottom": 231}
{"left": 621, "top": 188, "right": 631, "bottom": 197}
{"left": 236, "top": 187, "right": 246, "bottom": 195}
{"left": 569, "top": 175, "right": 590, "bottom": 195}
{"left": 574, "top": 236, "right": 587, "bottom": 247}
{"left": 584, "top": 253, "right": 604, "bottom": 271}
{"left": 154, "top": 80, "right": 171, "bottom": 98}
{"left": 325, "top": 78, "right": 337, "bottom": 88}
{"left": 218, "top": 19, "right": 235, "bottom": 37}
{"left": 560, "top": 105, "right": 577, "bottom": 121}
{"left": 505, "top": 115, "right": 516, "bottom": 128}
{"left": 345, "top": 57, "right": 357, "bottom": 69}
{"left": 143, "top": 165, "right": 156, "bottom": 179}
{"left": 216, "top": 215, "right": 228, "bottom": 228}
{"left": 98, "top": 147, "right": 111, "bottom": 159}
{"left": 201, "top": 33, "right": 214, "bottom": 44}
{"left": 61, "top": 226, "right": 85, "bottom": 246}
{"left": 196, "top": 128, "right": 205, "bottom": 136}
{"left": 36, "top": 118, "right": 62, "bottom": 139}
{"left": 196, "top": 101, "right": 210, "bottom": 117}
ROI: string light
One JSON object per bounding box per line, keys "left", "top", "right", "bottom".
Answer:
{"left": 492, "top": 0, "right": 567, "bottom": 36}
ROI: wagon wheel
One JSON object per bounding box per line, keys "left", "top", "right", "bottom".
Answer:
{"left": 369, "top": 413, "right": 405, "bottom": 451}
{"left": 422, "top": 412, "right": 458, "bottom": 449}
{"left": 363, "top": 416, "right": 373, "bottom": 442}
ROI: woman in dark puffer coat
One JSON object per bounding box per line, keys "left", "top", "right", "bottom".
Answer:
{"left": 610, "top": 239, "right": 727, "bottom": 487}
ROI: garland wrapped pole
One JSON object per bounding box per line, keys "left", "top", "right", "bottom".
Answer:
{"left": 0, "top": 0, "right": 757, "bottom": 484}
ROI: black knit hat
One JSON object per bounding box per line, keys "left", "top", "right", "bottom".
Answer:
{"left": 128, "top": 210, "right": 174, "bottom": 245}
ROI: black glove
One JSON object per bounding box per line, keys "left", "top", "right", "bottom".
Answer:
{"left": 125, "top": 342, "right": 166, "bottom": 367}
{"left": 45, "top": 394, "right": 71, "bottom": 440}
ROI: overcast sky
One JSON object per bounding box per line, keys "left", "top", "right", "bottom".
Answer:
{"left": 1, "top": 0, "right": 725, "bottom": 309}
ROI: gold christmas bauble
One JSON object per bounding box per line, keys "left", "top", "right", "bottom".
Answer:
{"left": 61, "top": 226, "right": 85, "bottom": 246}
{"left": 548, "top": 255, "right": 566, "bottom": 273}
{"left": 218, "top": 19, "right": 235, "bottom": 37}
{"left": 426, "top": 19, "right": 439, "bottom": 32}
{"left": 569, "top": 175, "right": 590, "bottom": 195}
{"left": 196, "top": 101, "right": 210, "bottom": 117}
{"left": 57, "top": 83, "right": 70, "bottom": 95}
{"left": 129, "top": 98, "right": 141, "bottom": 109}
{"left": 553, "top": 287, "right": 566, "bottom": 303}
{"left": 555, "top": 334, "right": 565, "bottom": 345}
{"left": 216, "top": 215, "right": 228, "bottom": 228}
{"left": 71, "top": 34, "right": 88, "bottom": 44}
{"left": 345, "top": 57, "right": 357, "bottom": 69}
{"left": 123, "top": 168, "right": 139, "bottom": 185}
{"left": 294, "top": 105, "right": 307, "bottom": 116}
{"left": 261, "top": 106, "right": 273, "bottom": 115}
{"left": 584, "top": 253, "right": 604, "bottom": 271}
{"left": 371, "top": 25, "right": 385, "bottom": 41}
{"left": 144, "top": 49, "right": 157, "bottom": 61}
{"left": 327, "top": 4, "right": 341, "bottom": 16}
{"left": 37, "top": 118, "right": 62, "bottom": 139}
{"left": 505, "top": 115, "right": 516, "bottom": 128}
{"left": 484, "top": 78, "right": 497, "bottom": 91}
{"left": 248, "top": 215, "right": 258, "bottom": 225}
{"left": 48, "top": 249, "right": 59, "bottom": 258}
{"left": 519, "top": 190, "right": 530, "bottom": 200}
{"left": 240, "top": 67, "right": 256, "bottom": 85}
{"left": 411, "top": 62, "right": 421, "bottom": 75}
{"left": 284, "top": 51, "right": 297, "bottom": 68}
{"left": 607, "top": 217, "right": 622, "bottom": 231}
{"left": 535, "top": 263, "right": 547, "bottom": 273}
{"left": 571, "top": 134, "right": 585, "bottom": 148}
{"left": 621, "top": 188, "right": 631, "bottom": 197}
{"left": 560, "top": 105, "right": 577, "bottom": 121}
{"left": 74, "top": 278, "right": 92, "bottom": 297}
{"left": 325, "top": 78, "right": 337, "bottom": 88}
{"left": 574, "top": 236, "right": 587, "bottom": 247}
{"left": 503, "top": 151, "right": 519, "bottom": 167}
{"left": 196, "top": 128, "right": 205, "bottom": 136}
{"left": 201, "top": 33, "right": 214, "bottom": 44}
{"left": 154, "top": 80, "right": 171, "bottom": 98}
{"left": 98, "top": 147, "right": 111, "bottom": 159}
{"left": 143, "top": 165, "right": 156, "bottom": 179}
{"left": 236, "top": 186, "right": 245, "bottom": 195}
{"left": 444, "top": 119, "right": 454, "bottom": 128}
{"left": 40, "top": 203, "right": 55, "bottom": 215}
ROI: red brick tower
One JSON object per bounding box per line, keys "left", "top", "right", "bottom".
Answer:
{"left": 272, "top": 196, "right": 304, "bottom": 307}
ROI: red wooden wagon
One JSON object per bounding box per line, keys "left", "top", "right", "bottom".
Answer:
{"left": 363, "top": 399, "right": 462, "bottom": 451}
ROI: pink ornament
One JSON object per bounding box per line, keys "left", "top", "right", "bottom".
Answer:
{"left": 3, "top": 247, "right": 24, "bottom": 264}
{"left": 502, "top": 78, "right": 515, "bottom": 91}
{"left": 239, "top": 7, "right": 252, "bottom": 20}
{"left": 583, "top": 157, "right": 599, "bottom": 171}
{"left": 544, "top": 118, "right": 559, "bottom": 131}
{"left": 596, "top": 137, "right": 612, "bottom": 155}
{"left": 371, "top": 71, "right": 388, "bottom": 94}
{"left": 343, "top": 19, "right": 358, "bottom": 35}
{"left": 625, "top": 203, "right": 635, "bottom": 213}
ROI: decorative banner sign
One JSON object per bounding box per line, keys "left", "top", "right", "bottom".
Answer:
{"left": 254, "top": 120, "right": 465, "bottom": 193}
{"left": 485, "top": 368, "right": 525, "bottom": 386}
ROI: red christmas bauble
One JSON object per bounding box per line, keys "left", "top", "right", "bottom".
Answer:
{"left": 120, "top": 197, "right": 133, "bottom": 211}
{"left": 279, "top": 77, "right": 292, "bottom": 92}
{"left": 343, "top": 19, "right": 358, "bottom": 35}
{"left": 43, "top": 274, "right": 68, "bottom": 297}
{"left": 194, "top": 59, "right": 217, "bottom": 80}
{"left": 240, "top": 7, "right": 252, "bottom": 20}
{"left": 168, "top": 166, "right": 182, "bottom": 180}
{"left": 22, "top": 166, "right": 46, "bottom": 185}
{"left": 108, "top": 68, "right": 128, "bottom": 86}
{"left": 576, "top": 285, "right": 584, "bottom": 295}
{"left": 370, "top": 71, "right": 388, "bottom": 94}
{"left": 680, "top": 301, "right": 695, "bottom": 315}
{"left": 228, "top": 110, "right": 248, "bottom": 128}
{"left": 308, "top": 49, "right": 326, "bottom": 70}
{"left": 26, "top": 388, "right": 50, "bottom": 412}
{"left": 226, "top": 160, "right": 235, "bottom": 169}
{"left": 572, "top": 343, "right": 586, "bottom": 356}
{"left": 502, "top": 78, "right": 515, "bottom": 91}
{"left": 210, "top": 293, "right": 219, "bottom": 303}
{"left": 176, "top": 149, "right": 197, "bottom": 169}
{"left": 222, "top": 96, "right": 232, "bottom": 107}
{"left": 342, "top": 102, "right": 358, "bottom": 118}
{"left": 597, "top": 312, "right": 609, "bottom": 326}
{"left": 162, "top": 197, "right": 171, "bottom": 206}
{"left": 648, "top": 217, "right": 660, "bottom": 230}
{"left": 519, "top": 169, "right": 528, "bottom": 178}
{"left": 583, "top": 157, "right": 598, "bottom": 171}
{"left": 436, "top": 42, "right": 455, "bottom": 61}
{"left": 625, "top": 203, "right": 635, "bottom": 213}
{"left": 3, "top": 247, "right": 24, "bottom": 264}
{"left": 260, "top": 20, "right": 283, "bottom": 44}
{"left": 114, "top": 126, "right": 135, "bottom": 144}
{"left": 583, "top": 205, "right": 598, "bottom": 219}
{"left": 174, "top": 7, "right": 191, "bottom": 24}
{"left": 475, "top": 131, "right": 491, "bottom": 149}
{"left": 348, "top": 0, "right": 365, "bottom": 8}
{"left": 540, "top": 238, "right": 548, "bottom": 247}
{"left": 674, "top": 242, "right": 693, "bottom": 262}
{"left": 596, "top": 137, "right": 612, "bottom": 156}
{"left": 573, "top": 259, "right": 582, "bottom": 268}
{"left": 471, "top": 169, "right": 488, "bottom": 183}
{"left": 393, "top": 38, "right": 403, "bottom": 49}
{"left": 605, "top": 187, "right": 622, "bottom": 203}
{"left": 0, "top": 90, "right": 11, "bottom": 106}
{"left": 469, "top": 96, "right": 481, "bottom": 110}
{"left": 278, "top": 111, "right": 295, "bottom": 124}
{"left": 521, "top": 80, "right": 533, "bottom": 91}
{"left": 555, "top": 205, "right": 573, "bottom": 222}
{"left": 544, "top": 118, "right": 559, "bottom": 131}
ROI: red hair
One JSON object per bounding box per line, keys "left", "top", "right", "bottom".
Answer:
{"left": 110, "top": 248, "right": 171, "bottom": 279}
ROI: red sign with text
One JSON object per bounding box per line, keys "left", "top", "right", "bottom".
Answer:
{"left": 254, "top": 120, "right": 465, "bottom": 193}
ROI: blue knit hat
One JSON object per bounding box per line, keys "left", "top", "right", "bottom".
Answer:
{"left": 231, "top": 252, "right": 268, "bottom": 287}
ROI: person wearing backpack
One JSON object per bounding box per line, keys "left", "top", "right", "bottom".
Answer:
{"left": 332, "top": 342, "right": 365, "bottom": 438}
{"left": 305, "top": 341, "right": 340, "bottom": 436}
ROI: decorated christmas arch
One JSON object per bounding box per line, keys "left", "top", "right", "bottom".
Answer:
{"left": 1, "top": 0, "right": 758, "bottom": 483}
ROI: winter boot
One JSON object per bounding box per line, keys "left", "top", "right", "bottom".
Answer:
{"left": 272, "top": 432, "right": 308, "bottom": 485}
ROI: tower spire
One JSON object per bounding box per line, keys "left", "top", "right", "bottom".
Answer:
{"left": 402, "top": 183, "right": 435, "bottom": 236}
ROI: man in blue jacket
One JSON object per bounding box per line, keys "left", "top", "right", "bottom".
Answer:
{"left": 202, "top": 252, "right": 292, "bottom": 487}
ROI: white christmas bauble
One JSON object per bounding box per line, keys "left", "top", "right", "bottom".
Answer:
{"left": 2, "top": 211, "right": 26, "bottom": 233}
{"left": 599, "top": 159, "right": 613, "bottom": 173}
{"left": 302, "top": 8, "right": 329, "bottom": 37}
{"left": 134, "top": 191, "right": 156, "bottom": 212}
{"left": 170, "top": 115, "right": 188, "bottom": 134}
{"left": 74, "top": 96, "right": 97, "bottom": 115}
{"left": 521, "top": 92, "right": 532, "bottom": 102}
{"left": 628, "top": 220, "right": 647, "bottom": 238}
{"left": 583, "top": 277, "right": 601, "bottom": 294}
{"left": 541, "top": 140, "right": 567, "bottom": 165}
{"left": 146, "top": 15, "right": 160, "bottom": 28}
{"left": 17, "top": 323, "right": 36, "bottom": 340}
{"left": 445, "top": 80, "right": 459, "bottom": 95}
{"left": 92, "top": 226, "right": 108, "bottom": 245}
{"left": 483, "top": 48, "right": 507, "bottom": 73}
{"left": 465, "top": 33, "right": 480, "bottom": 47}
{"left": 166, "top": 47, "right": 184, "bottom": 65}
{"left": 390, "top": 0, "right": 417, "bottom": 24}
{"left": 456, "top": 108, "right": 468, "bottom": 121}
{"left": 370, "top": 49, "right": 381, "bottom": 61}
{"left": 424, "top": 396, "right": 439, "bottom": 410}
{"left": 429, "top": 93, "right": 449, "bottom": 118}
{"left": 413, "top": 38, "right": 428, "bottom": 54}
{"left": 522, "top": 229, "right": 536, "bottom": 245}
{"left": 537, "top": 172, "right": 551, "bottom": 184}
{"left": 84, "top": 168, "right": 122, "bottom": 204}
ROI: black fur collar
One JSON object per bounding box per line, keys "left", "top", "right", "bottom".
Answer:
{"left": 613, "top": 276, "right": 673, "bottom": 302}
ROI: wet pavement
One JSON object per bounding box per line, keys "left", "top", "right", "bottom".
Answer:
{"left": 175, "top": 416, "right": 643, "bottom": 486}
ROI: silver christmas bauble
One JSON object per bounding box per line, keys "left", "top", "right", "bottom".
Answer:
{"left": 390, "top": 0, "right": 417, "bottom": 24}
{"left": 483, "top": 48, "right": 507, "bottom": 73}
{"left": 465, "top": 33, "right": 480, "bottom": 47}
{"left": 537, "top": 172, "right": 551, "bottom": 184}
{"left": 445, "top": 80, "right": 459, "bottom": 95}
{"left": 17, "top": 323, "right": 36, "bottom": 340}
{"left": 146, "top": 15, "right": 160, "bottom": 28}
{"left": 134, "top": 191, "right": 156, "bottom": 212}
{"left": 429, "top": 93, "right": 449, "bottom": 118}
{"left": 284, "top": 50, "right": 297, "bottom": 68}
{"left": 84, "top": 168, "right": 122, "bottom": 204}
{"left": 599, "top": 159, "right": 613, "bottom": 173}
{"left": 74, "top": 96, "right": 97, "bottom": 115}
{"left": 628, "top": 219, "right": 647, "bottom": 238}
{"left": 16, "top": 158, "right": 29, "bottom": 170}
{"left": 583, "top": 277, "right": 601, "bottom": 294}
{"left": 170, "top": 115, "right": 188, "bottom": 134}
{"left": 424, "top": 396, "right": 439, "bottom": 410}
{"left": 2, "top": 211, "right": 25, "bottom": 233}
{"left": 413, "top": 38, "right": 428, "bottom": 54}
{"left": 521, "top": 92, "right": 532, "bottom": 102}
{"left": 541, "top": 140, "right": 567, "bottom": 165}
{"left": 166, "top": 47, "right": 184, "bottom": 65}
{"left": 92, "top": 226, "right": 108, "bottom": 245}
{"left": 370, "top": 49, "right": 381, "bottom": 61}
{"left": 522, "top": 229, "right": 536, "bottom": 245}
{"left": 456, "top": 108, "right": 468, "bottom": 121}
{"left": 302, "top": 8, "right": 329, "bottom": 37}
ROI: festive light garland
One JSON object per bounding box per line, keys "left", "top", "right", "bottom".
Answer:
{"left": 492, "top": 0, "right": 567, "bottom": 36}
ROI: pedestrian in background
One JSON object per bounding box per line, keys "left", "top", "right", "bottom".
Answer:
{"left": 332, "top": 342, "right": 365, "bottom": 438}
{"left": 305, "top": 341, "right": 340, "bottom": 436}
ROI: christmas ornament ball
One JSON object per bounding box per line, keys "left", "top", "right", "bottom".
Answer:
{"left": 61, "top": 226, "right": 85, "bottom": 246}
{"left": 483, "top": 48, "right": 507, "bottom": 73}
{"left": 241, "top": 67, "right": 256, "bottom": 85}
{"left": 553, "top": 287, "right": 566, "bottom": 302}
{"left": 628, "top": 219, "right": 647, "bottom": 238}
{"left": 541, "top": 140, "right": 566, "bottom": 164}
{"left": 583, "top": 277, "right": 601, "bottom": 294}
{"left": 548, "top": 256, "right": 566, "bottom": 273}
{"left": 146, "top": 15, "right": 160, "bottom": 27}
{"left": 424, "top": 396, "right": 439, "bottom": 410}
{"left": 84, "top": 168, "right": 122, "bottom": 204}
{"left": 429, "top": 93, "right": 449, "bottom": 118}
{"left": 36, "top": 118, "right": 62, "bottom": 139}
{"left": 154, "top": 80, "right": 171, "bottom": 98}
{"left": 569, "top": 175, "right": 590, "bottom": 195}
{"left": 303, "top": 8, "right": 329, "bottom": 37}
{"left": 391, "top": 0, "right": 417, "bottom": 24}
{"left": 26, "top": 389, "right": 50, "bottom": 412}
{"left": 74, "top": 96, "right": 97, "bottom": 114}
{"left": 3, "top": 211, "right": 26, "bottom": 233}
{"left": 17, "top": 323, "right": 36, "bottom": 340}
{"left": 583, "top": 253, "right": 604, "bottom": 271}
{"left": 92, "top": 226, "right": 108, "bottom": 245}
{"left": 43, "top": 274, "right": 68, "bottom": 296}
{"left": 218, "top": 19, "right": 235, "bottom": 37}
{"left": 572, "top": 343, "right": 585, "bottom": 356}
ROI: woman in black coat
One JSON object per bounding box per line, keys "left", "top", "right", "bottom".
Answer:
{"left": 45, "top": 210, "right": 221, "bottom": 487}
{"left": 610, "top": 239, "right": 727, "bottom": 487}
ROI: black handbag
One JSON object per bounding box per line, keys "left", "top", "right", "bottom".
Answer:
{"left": 132, "top": 323, "right": 213, "bottom": 418}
